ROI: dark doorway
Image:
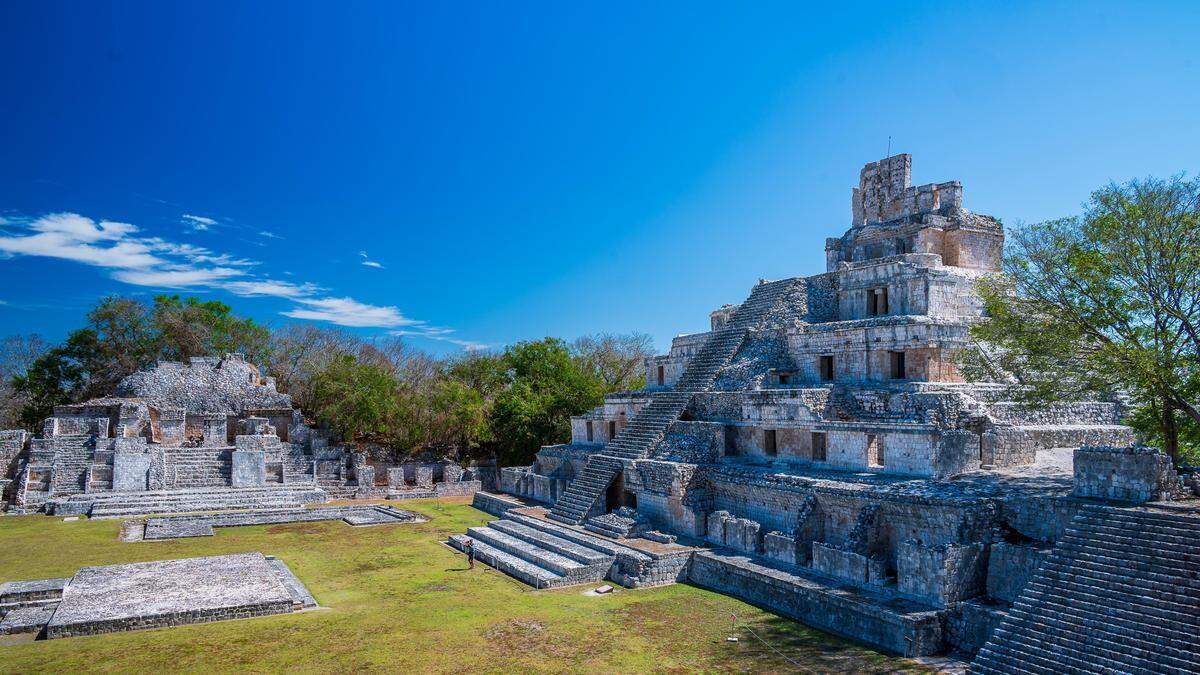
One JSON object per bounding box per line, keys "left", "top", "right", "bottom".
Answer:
{"left": 819, "top": 355, "right": 835, "bottom": 381}
{"left": 657, "top": 365, "right": 665, "bottom": 386}
{"left": 811, "top": 431, "right": 827, "bottom": 461}
{"left": 605, "top": 471, "right": 636, "bottom": 511}
{"left": 889, "top": 351, "right": 906, "bottom": 380}
{"left": 764, "top": 429, "right": 777, "bottom": 456}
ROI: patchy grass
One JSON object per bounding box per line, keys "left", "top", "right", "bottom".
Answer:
{"left": 0, "top": 498, "right": 927, "bottom": 673}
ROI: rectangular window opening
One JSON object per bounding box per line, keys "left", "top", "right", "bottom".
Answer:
{"left": 811, "top": 432, "right": 827, "bottom": 462}
{"left": 869, "top": 288, "right": 889, "bottom": 316}
{"left": 586, "top": 421, "right": 593, "bottom": 442}
{"left": 867, "top": 434, "right": 883, "bottom": 467}
{"left": 608, "top": 420, "right": 616, "bottom": 439}
{"left": 819, "top": 355, "right": 835, "bottom": 381}
{"left": 656, "top": 365, "right": 665, "bottom": 386}
{"left": 764, "top": 429, "right": 777, "bottom": 456}
{"left": 889, "top": 351, "right": 906, "bottom": 380}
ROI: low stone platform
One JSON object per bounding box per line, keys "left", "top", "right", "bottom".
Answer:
{"left": 689, "top": 550, "right": 944, "bottom": 656}
{"left": 42, "top": 552, "right": 309, "bottom": 639}
{"left": 48, "top": 484, "right": 329, "bottom": 519}
{"left": 137, "top": 505, "right": 424, "bottom": 540}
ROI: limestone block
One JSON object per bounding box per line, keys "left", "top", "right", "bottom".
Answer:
{"left": 356, "top": 466, "right": 375, "bottom": 488}
{"left": 112, "top": 452, "right": 151, "bottom": 492}
{"left": 763, "top": 531, "right": 796, "bottom": 565}
{"left": 443, "top": 463, "right": 464, "bottom": 483}
{"left": 234, "top": 435, "right": 275, "bottom": 454}
{"left": 415, "top": 465, "right": 433, "bottom": 489}
{"left": 231, "top": 450, "right": 266, "bottom": 487}
{"left": 387, "top": 467, "right": 406, "bottom": 487}
{"left": 897, "top": 540, "right": 987, "bottom": 607}
{"left": 157, "top": 408, "right": 186, "bottom": 447}
{"left": 706, "top": 510, "right": 731, "bottom": 546}
{"left": 1074, "top": 445, "right": 1180, "bottom": 503}
{"left": 728, "top": 518, "right": 761, "bottom": 554}
{"left": 986, "top": 542, "right": 1049, "bottom": 604}
{"left": 237, "top": 416, "right": 274, "bottom": 436}
{"left": 812, "top": 542, "right": 885, "bottom": 586}
{"left": 200, "top": 414, "right": 228, "bottom": 447}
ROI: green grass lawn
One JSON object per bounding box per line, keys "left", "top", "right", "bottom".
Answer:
{"left": 0, "top": 498, "right": 926, "bottom": 673}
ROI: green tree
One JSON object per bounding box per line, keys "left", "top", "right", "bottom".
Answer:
{"left": 309, "top": 354, "right": 401, "bottom": 443}
{"left": 152, "top": 296, "right": 271, "bottom": 364}
{"left": 965, "top": 176, "right": 1200, "bottom": 464}
{"left": 490, "top": 338, "right": 604, "bottom": 465}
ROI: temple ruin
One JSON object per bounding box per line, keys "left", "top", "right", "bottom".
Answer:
{"left": 456, "top": 154, "right": 1200, "bottom": 669}
{"left": 0, "top": 353, "right": 484, "bottom": 518}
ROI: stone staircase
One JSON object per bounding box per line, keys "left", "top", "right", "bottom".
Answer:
{"left": 165, "top": 447, "right": 233, "bottom": 488}
{"left": 548, "top": 278, "right": 803, "bottom": 525}
{"left": 47, "top": 484, "right": 328, "bottom": 518}
{"left": 283, "top": 449, "right": 314, "bottom": 483}
{"left": 49, "top": 435, "right": 94, "bottom": 495}
{"left": 972, "top": 503, "right": 1200, "bottom": 674}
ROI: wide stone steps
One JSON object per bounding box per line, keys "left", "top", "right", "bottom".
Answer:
{"left": 465, "top": 526, "right": 599, "bottom": 579}
{"left": 48, "top": 485, "right": 326, "bottom": 518}
{"left": 972, "top": 504, "right": 1200, "bottom": 674}
{"left": 448, "top": 534, "right": 572, "bottom": 589}
{"left": 488, "top": 519, "right": 612, "bottom": 567}
{"left": 1005, "top": 594, "right": 1198, "bottom": 659}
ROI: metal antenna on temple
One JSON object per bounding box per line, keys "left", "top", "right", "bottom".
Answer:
{"left": 886, "top": 135, "right": 892, "bottom": 158}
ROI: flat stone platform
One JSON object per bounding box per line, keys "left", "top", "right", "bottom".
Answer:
{"left": 138, "top": 504, "right": 424, "bottom": 541}
{"left": 44, "top": 552, "right": 302, "bottom": 639}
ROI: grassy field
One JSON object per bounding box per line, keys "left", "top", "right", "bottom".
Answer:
{"left": 0, "top": 498, "right": 926, "bottom": 673}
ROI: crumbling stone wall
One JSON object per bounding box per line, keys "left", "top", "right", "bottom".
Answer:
{"left": 115, "top": 354, "right": 291, "bottom": 414}
{"left": 1074, "top": 445, "right": 1180, "bottom": 503}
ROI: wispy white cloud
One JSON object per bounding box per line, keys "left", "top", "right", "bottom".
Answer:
{"left": 390, "top": 326, "right": 489, "bottom": 351}
{"left": 181, "top": 214, "right": 216, "bottom": 231}
{"left": 283, "top": 297, "right": 416, "bottom": 328}
{"left": 0, "top": 210, "right": 478, "bottom": 345}
{"left": 223, "top": 279, "right": 321, "bottom": 299}
{"left": 359, "top": 251, "right": 384, "bottom": 269}
{"left": 258, "top": 230, "right": 281, "bottom": 239}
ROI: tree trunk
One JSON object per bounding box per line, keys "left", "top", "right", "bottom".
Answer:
{"left": 1162, "top": 398, "right": 1180, "bottom": 466}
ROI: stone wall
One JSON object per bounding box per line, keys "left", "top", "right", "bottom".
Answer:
{"left": 985, "top": 542, "right": 1050, "bottom": 604}
{"left": 896, "top": 541, "right": 987, "bottom": 607}
{"left": 115, "top": 354, "right": 291, "bottom": 415}
{"left": 1074, "top": 445, "right": 1180, "bottom": 503}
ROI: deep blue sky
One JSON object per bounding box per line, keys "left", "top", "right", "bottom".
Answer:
{"left": 2, "top": 2, "right": 1198, "bottom": 354}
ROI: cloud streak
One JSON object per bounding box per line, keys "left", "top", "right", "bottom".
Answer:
{"left": 181, "top": 214, "right": 216, "bottom": 231}
{"left": 0, "top": 211, "right": 477, "bottom": 347}
{"left": 359, "top": 251, "right": 384, "bottom": 269}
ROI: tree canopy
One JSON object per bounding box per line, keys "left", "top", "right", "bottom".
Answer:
{"left": 966, "top": 175, "right": 1200, "bottom": 464}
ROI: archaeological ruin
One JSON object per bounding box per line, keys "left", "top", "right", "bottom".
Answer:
{"left": 0, "top": 353, "right": 485, "bottom": 519}
{"left": 455, "top": 154, "right": 1200, "bottom": 670}
{"left": 2, "top": 154, "right": 1198, "bottom": 671}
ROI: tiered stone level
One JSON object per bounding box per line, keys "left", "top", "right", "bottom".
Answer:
{"left": 480, "top": 154, "right": 1198, "bottom": 667}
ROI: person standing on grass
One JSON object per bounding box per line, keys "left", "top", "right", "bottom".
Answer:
{"left": 465, "top": 539, "right": 475, "bottom": 569}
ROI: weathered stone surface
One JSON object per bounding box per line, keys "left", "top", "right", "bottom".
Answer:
{"left": 230, "top": 450, "right": 266, "bottom": 487}
{"left": 45, "top": 552, "right": 297, "bottom": 639}
{"left": 1073, "top": 444, "right": 1181, "bottom": 503}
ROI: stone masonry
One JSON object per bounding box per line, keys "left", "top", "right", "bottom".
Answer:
{"left": 477, "top": 155, "right": 1198, "bottom": 668}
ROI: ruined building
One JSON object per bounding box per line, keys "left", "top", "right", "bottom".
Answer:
{"left": 456, "top": 155, "right": 1200, "bottom": 669}
{"left": 0, "top": 354, "right": 482, "bottom": 517}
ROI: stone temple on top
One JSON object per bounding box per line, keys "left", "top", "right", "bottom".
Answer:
{"left": 463, "top": 154, "right": 1200, "bottom": 666}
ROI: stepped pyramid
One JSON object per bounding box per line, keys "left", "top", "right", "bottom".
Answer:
{"left": 548, "top": 278, "right": 803, "bottom": 525}
{"left": 973, "top": 503, "right": 1200, "bottom": 674}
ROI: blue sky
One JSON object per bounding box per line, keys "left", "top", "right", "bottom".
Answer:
{"left": 2, "top": 2, "right": 1198, "bottom": 354}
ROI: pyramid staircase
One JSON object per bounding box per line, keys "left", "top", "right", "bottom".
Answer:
{"left": 972, "top": 503, "right": 1200, "bottom": 674}
{"left": 548, "top": 278, "right": 802, "bottom": 525}
{"left": 49, "top": 434, "right": 94, "bottom": 495}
